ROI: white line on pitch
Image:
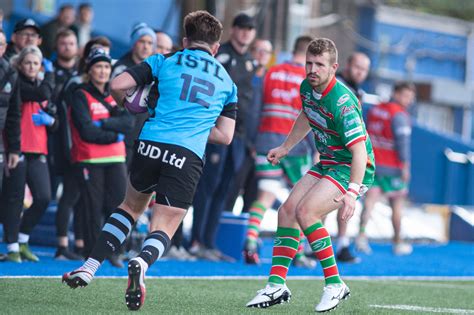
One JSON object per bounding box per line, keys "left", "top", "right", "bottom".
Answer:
{"left": 370, "top": 304, "right": 474, "bottom": 314}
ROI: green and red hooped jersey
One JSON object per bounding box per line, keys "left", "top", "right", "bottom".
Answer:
{"left": 300, "top": 77, "right": 375, "bottom": 179}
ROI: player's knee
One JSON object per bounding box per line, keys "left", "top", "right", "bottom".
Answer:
{"left": 295, "top": 203, "right": 318, "bottom": 225}
{"left": 278, "top": 201, "right": 296, "bottom": 222}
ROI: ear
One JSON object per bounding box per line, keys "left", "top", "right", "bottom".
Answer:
{"left": 332, "top": 62, "right": 339, "bottom": 74}
{"left": 182, "top": 37, "right": 189, "bottom": 48}
{"left": 210, "top": 42, "right": 220, "bottom": 56}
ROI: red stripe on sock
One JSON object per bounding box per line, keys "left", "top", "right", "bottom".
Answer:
{"left": 317, "top": 246, "right": 334, "bottom": 260}
{"left": 270, "top": 265, "right": 288, "bottom": 279}
{"left": 247, "top": 229, "right": 259, "bottom": 239}
{"left": 248, "top": 217, "right": 262, "bottom": 225}
{"left": 273, "top": 246, "right": 297, "bottom": 257}
{"left": 306, "top": 227, "right": 328, "bottom": 244}
{"left": 323, "top": 265, "right": 339, "bottom": 278}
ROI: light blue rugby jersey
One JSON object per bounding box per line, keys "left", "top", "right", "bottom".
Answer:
{"left": 139, "top": 48, "right": 238, "bottom": 159}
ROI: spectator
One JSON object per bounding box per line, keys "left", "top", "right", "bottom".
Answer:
{"left": 0, "top": 29, "right": 21, "bottom": 193}
{"left": 242, "top": 36, "right": 315, "bottom": 268}
{"left": 40, "top": 4, "right": 76, "bottom": 58}
{"left": 69, "top": 48, "right": 133, "bottom": 266}
{"left": 55, "top": 36, "right": 112, "bottom": 259}
{"left": 48, "top": 29, "right": 83, "bottom": 260}
{"left": 154, "top": 30, "right": 173, "bottom": 54}
{"left": 0, "top": 29, "right": 21, "bottom": 263}
{"left": 356, "top": 82, "right": 416, "bottom": 256}
{"left": 4, "top": 19, "right": 42, "bottom": 61}
{"left": 75, "top": 3, "right": 94, "bottom": 49}
{"left": 334, "top": 51, "right": 371, "bottom": 263}
{"left": 111, "top": 23, "right": 156, "bottom": 166}
{"left": 1, "top": 46, "right": 56, "bottom": 263}
{"left": 190, "top": 13, "right": 256, "bottom": 261}
{"left": 224, "top": 38, "right": 273, "bottom": 213}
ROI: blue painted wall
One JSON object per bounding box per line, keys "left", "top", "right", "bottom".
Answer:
{"left": 8, "top": 0, "right": 181, "bottom": 58}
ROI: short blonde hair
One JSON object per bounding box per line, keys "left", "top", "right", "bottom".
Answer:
{"left": 11, "top": 45, "right": 43, "bottom": 69}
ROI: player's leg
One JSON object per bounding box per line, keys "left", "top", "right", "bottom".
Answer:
{"left": 355, "top": 185, "right": 381, "bottom": 254}
{"left": 284, "top": 155, "right": 316, "bottom": 269}
{"left": 126, "top": 199, "right": 186, "bottom": 310}
{"left": 243, "top": 153, "right": 281, "bottom": 263}
{"left": 63, "top": 143, "right": 156, "bottom": 289}
{"left": 125, "top": 142, "right": 202, "bottom": 310}
{"left": 389, "top": 188, "right": 412, "bottom": 255}
{"left": 62, "top": 178, "right": 153, "bottom": 288}
{"left": 295, "top": 175, "right": 350, "bottom": 312}
{"left": 246, "top": 172, "right": 320, "bottom": 308}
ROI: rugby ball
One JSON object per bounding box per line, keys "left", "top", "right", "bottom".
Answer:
{"left": 123, "top": 83, "right": 153, "bottom": 114}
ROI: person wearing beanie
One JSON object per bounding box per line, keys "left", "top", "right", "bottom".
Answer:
{"left": 111, "top": 23, "right": 156, "bottom": 79}
{"left": 68, "top": 47, "right": 133, "bottom": 267}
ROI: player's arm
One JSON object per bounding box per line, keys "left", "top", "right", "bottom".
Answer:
{"left": 110, "top": 58, "right": 156, "bottom": 105}
{"left": 392, "top": 113, "right": 411, "bottom": 181}
{"left": 267, "top": 111, "right": 311, "bottom": 165}
{"left": 208, "top": 115, "right": 235, "bottom": 145}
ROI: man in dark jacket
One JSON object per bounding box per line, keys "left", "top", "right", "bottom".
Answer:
{"left": 0, "top": 29, "right": 21, "bottom": 193}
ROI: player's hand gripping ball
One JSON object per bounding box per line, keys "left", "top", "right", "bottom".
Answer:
{"left": 123, "top": 84, "right": 153, "bottom": 114}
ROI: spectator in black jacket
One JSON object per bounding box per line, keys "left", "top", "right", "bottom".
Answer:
{"left": 0, "top": 30, "right": 22, "bottom": 263}
{"left": 0, "top": 45, "right": 56, "bottom": 263}
{"left": 70, "top": 48, "right": 133, "bottom": 266}
{"left": 0, "top": 30, "right": 21, "bottom": 193}
{"left": 54, "top": 36, "right": 112, "bottom": 259}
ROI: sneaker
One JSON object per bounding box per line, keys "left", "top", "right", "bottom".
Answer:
{"left": 125, "top": 258, "right": 147, "bottom": 311}
{"left": 355, "top": 236, "right": 372, "bottom": 254}
{"left": 393, "top": 242, "right": 413, "bottom": 256}
{"left": 55, "top": 247, "right": 84, "bottom": 261}
{"left": 293, "top": 255, "right": 317, "bottom": 269}
{"left": 177, "top": 247, "right": 197, "bottom": 261}
{"left": 0, "top": 251, "right": 22, "bottom": 263}
{"left": 315, "top": 282, "right": 350, "bottom": 312}
{"left": 246, "top": 284, "right": 291, "bottom": 308}
{"left": 19, "top": 243, "right": 39, "bottom": 262}
{"left": 108, "top": 253, "right": 124, "bottom": 268}
{"left": 243, "top": 249, "right": 260, "bottom": 265}
{"left": 336, "top": 247, "right": 361, "bottom": 263}
{"left": 62, "top": 268, "right": 94, "bottom": 288}
{"left": 208, "top": 249, "right": 236, "bottom": 263}
{"left": 188, "top": 242, "right": 204, "bottom": 256}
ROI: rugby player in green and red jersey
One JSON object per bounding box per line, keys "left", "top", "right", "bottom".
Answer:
{"left": 246, "top": 38, "right": 375, "bottom": 312}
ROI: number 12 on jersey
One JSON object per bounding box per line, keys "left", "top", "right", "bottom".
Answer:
{"left": 179, "top": 74, "right": 215, "bottom": 108}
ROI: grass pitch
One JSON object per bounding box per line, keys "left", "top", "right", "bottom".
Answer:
{"left": 1, "top": 278, "right": 473, "bottom": 314}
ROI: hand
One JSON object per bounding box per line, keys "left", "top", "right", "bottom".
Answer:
{"left": 32, "top": 110, "right": 55, "bottom": 126}
{"left": 334, "top": 192, "right": 357, "bottom": 222}
{"left": 116, "top": 133, "right": 125, "bottom": 142}
{"left": 92, "top": 120, "right": 102, "bottom": 127}
{"left": 42, "top": 58, "right": 54, "bottom": 73}
{"left": 267, "top": 145, "right": 289, "bottom": 166}
{"left": 7, "top": 153, "right": 20, "bottom": 169}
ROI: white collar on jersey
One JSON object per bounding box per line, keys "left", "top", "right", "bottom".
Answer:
{"left": 312, "top": 89, "right": 322, "bottom": 100}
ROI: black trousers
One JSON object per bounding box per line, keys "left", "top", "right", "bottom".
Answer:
{"left": 55, "top": 165, "right": 82, "bottom": 238}
{"left": 75, "top": 162, "right": 127, "bottom": 256}
{"left": 1, "top": 154, "right": 51, "bottom": 243}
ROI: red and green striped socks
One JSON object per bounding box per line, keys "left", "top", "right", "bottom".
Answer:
{"left": 268, "top": 227, "right": 300, "bottom": 285}
{"left": 245, "top": 202, "right": 267, "bottom": 250}
{"left": 304, "top": 221, "right": 343, "bottom": 285}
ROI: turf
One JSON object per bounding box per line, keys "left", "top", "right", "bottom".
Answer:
{"left": 1, "top": 278, "right": 473, "bottom": 314}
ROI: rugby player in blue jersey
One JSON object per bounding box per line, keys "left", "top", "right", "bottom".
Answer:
{"left": 62, "top": 11, "right": 237, "bottom": 311}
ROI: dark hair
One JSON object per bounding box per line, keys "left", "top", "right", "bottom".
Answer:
{"left": 394, "top": 81, "right": 416, "bottom": 94}
{"left": 293, "top": 35, "right": 313, "bottom": 55}
{"left": 55, "top": 28, "right": 77, "bottom": 43}
{"left": 79, "top": 36, "right": 111, "bottom": 73}
{"left": 59, "top": 4, "right": 74, "bottom": 12}
{"left": 183, "top": 10, "right": 222, "bottom": 45}
{"left": 306, "top": 38, "right": 338, "bottom": 64}
{"left": 79, "top": 3, "right": 92, "bottom": 10}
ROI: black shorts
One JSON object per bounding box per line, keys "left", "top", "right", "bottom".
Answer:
{"left": 129, "top": 140, "right": 203, "bottom": 209}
